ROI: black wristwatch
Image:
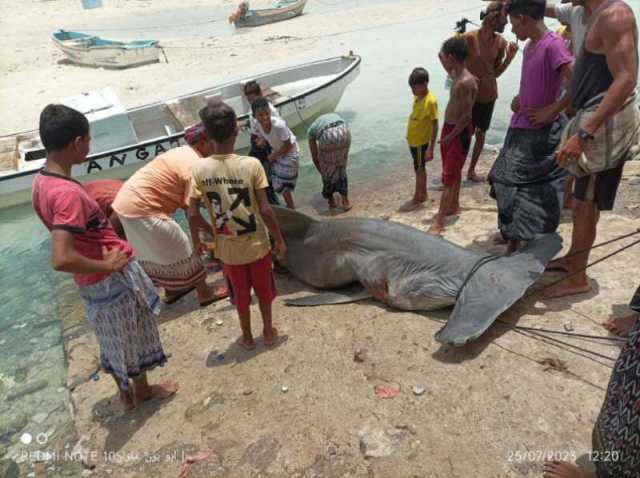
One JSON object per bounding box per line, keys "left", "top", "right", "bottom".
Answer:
{"left": 578, "top": 128, "right": 595, "bottom": 141}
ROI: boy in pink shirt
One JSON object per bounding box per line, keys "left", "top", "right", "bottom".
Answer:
{"left": 32, "top": 104, "right": 178, "bottom": 410}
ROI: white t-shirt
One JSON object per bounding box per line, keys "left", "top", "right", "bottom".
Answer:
{"left": 254, "top": 116, "right": 299, "bottom": 154}
{"left": 555, "top": 3, "right": 587, "bottom": 56}
{"left": 249, "top": 102, "right": 279, "bottom": 135}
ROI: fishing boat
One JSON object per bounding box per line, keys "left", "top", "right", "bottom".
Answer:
{"left": 0, "top": 53, "right": 361, "bottom": 209}
{"left": 229, "top": 0, "right": 308, "bottom": 28}
{"left": 51, "top": 30, "right": 160, "bottom": 69}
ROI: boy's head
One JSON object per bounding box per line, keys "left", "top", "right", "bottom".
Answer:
{"left": 481, "top": 2, "right": 508, "bottom": 33}
{"left": 39, "top": 104, "right": 90, "bottom": 163}
{"left": 251, "top": 97, "right": 273, "bottom": 131}
{"left": 243, "top": 81, "right": 262, "bottom": 104}
{"left": 199, "top": 100, "right": 238, "bottom": 146}
{"left": 408, "top": 67, "right": 429, "bottom": 97}
{"left": 184, "top": 123, "right": 215, "bottom": 157}
{"left": 439, "top": 36, "right": 469, "bottom": 73}
{"left": 507, "top": 0, "right": 546, "bottom": 41}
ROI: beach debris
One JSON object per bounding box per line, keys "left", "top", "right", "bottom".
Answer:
{"left": 177, "top": 449, "right": 214, "bottom": 478}
{"left": 6, "top": 379, "right": 47, "bottom": 401}
{"left": 242, "top": 389, "right": 253, "bottom": 396}
{"left": 215, "top": 319, "right": 224, "bottom": 326}
{"left": 353, "top": 348, "right": 367, "bottom": 363}
{"left": 90, "top": 371, "right": 100, "bottom": 381}
{"left": 203, "top": 397, "right": 212, "bottom": 407}
{"left": 374, "top": 384, "right": 400, "bottom": 399}
{"left": 358, "top": 427, "right": 394, "bottom": 459}
{"left": 563, "top": 322, "right": 574, "bottom": 332}
{"left": 264, "top": 35, "right": 300, "bottom": 43}
{"left": 412, "top": 386, "right": 426, "bottom": 396}
{"left": 281, "top": 386, "right": 289, "bottom": 393}
{"left": 538, "top": 357, "right": 569, "bottom": 373}
{"left": 216, "top": 353, "right": 225, "bottom": 362}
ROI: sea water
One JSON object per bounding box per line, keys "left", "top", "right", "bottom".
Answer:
{"left": 2, "top": 0, "right": 639, "bottom": 465}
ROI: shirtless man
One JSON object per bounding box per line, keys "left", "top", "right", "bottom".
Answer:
{"left": 429, "top": 36, "right": 478, "bottom": 235}
{"left": 463, "top": 2, "right": 518, "bottom": 182}
{"left": 543, "top": 0, "right": 637, "bottom": 304}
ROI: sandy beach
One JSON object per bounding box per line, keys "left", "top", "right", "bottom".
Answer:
{"left": 2, "top": 0, "right": 640, "bottom": 477}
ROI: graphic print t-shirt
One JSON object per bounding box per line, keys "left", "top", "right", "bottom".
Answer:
{"left": 32, "top": 170, "right": 133, "bottom": 286}
{"left": 191, "top": 154, "right": 270, "bottom": 265}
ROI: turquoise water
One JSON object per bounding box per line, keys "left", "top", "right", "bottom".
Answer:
{"left": 2, "top": 0, "right": 639, "bottom": 465}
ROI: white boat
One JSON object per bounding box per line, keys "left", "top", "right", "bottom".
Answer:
{"left": 230, "top": 0, "right": 308, "bottom": 28}
{"left": 0, "top": 53, "right": 361, "bottom": 209}
{"left": 52, "top": 30, "right": 161, "bottom": 69}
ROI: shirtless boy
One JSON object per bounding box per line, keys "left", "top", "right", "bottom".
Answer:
{"left": 429, "top": 36, "right": 478, "bottom": 235}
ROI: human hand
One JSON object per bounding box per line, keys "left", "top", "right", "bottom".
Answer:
{"left": 267, "top": 153, "right": 277, "bottom": 163}
{"left": 556, "top": 134, "right": 583, "bottom": 168}
{"left": 273, "top": 239, "right": 287, "bottom": 260}
{"left": 102, "top": 246, "right": 128, "bottom": 272}
{"left": 527, "top": 104, "right": 557, "bottom": 126}
{"left": 256, "top": 137, "right": 267, "bottom": 148}
{"left": 506, "top": 41, "right": 518, "bottom": 61}
{"left": 511, "top": 95, "right": 520, "bottom": 113}
{"left": 425, "top": 149, "right": 434, "bottom": 162}
{"left": 439, "top": 134, "right": 453, "bottom": 146}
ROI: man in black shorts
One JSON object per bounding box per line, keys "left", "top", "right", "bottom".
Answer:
{"left": 544, "top": 0, "right": 638, "bottom": 300}
{"left": 462, "top": 2, "right": 518, "bottom": 182}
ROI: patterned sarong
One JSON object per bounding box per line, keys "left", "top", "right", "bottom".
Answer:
{"left": 318, "top": 123, "right": 351, "bottom": 199}
{"left": 271, "top": 151, "right": 299, "bottom": 194}
{"left": 592, "top": 316, "right": 640, "bottom": 477}
{"left": 120, "top": 216, "right": 207, "bottom": 292}
{"left": 489, "top": 117, "right": 569, "bottom": 241}
{"left": 79, "top": 261, "right": 167, "bottom": 391}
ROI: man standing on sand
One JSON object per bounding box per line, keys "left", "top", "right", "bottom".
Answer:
{"left": 463, "top": 2, "right": 519, "bottom": 183}
{"left": 488, "top": 0, "right": 573, "bottom": 254}
{"left": 428, "top": 36, "right": 478, "bottom": 235}
{"left": 543, "top": 0, "right": 638, "bottom": 302}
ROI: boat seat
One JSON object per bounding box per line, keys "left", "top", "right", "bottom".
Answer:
{"left": 166, "top": 93, "right": 223, "bottom": 128}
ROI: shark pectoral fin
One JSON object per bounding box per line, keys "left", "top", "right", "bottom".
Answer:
{"left": 284, "top": 284, "right": 373, "bottom": 307}
{"left": 435, "top": 233, "right": 562, "bottom": 346}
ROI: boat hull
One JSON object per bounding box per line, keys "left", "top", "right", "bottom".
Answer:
{"left": 0, "top": 54, "right": 361, "bottom": 209}
{"left": 234, "top": 0, "right": 307, "bottom": 28}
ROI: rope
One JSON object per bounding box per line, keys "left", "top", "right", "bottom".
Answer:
{"left": 455, "top": 254, "right": 503, "bottom": 299}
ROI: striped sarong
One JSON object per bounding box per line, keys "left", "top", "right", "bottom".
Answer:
{"left": 78, "top": 261, "right": 167, "bottom": 391}
{"left": 120, "top": 216, "right": 206, "bottom": 292}
{"left": 318, "top": 122, "right": 351, "bottom": 199}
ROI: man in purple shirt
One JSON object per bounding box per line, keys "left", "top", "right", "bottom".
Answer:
{"left": 488, "top": 0, "right": 573, "bottom": 253}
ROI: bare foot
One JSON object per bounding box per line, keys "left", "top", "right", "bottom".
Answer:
{"left": 492, "top": 233, "right": 508, "bottom": 245}
{"left": 137, "top": 381, "right": 179, "bottom": 403}
{"left": 543, "top": 460, "right": 595, "bottom": 478}
{"left": 237, "top": 336, "right": 257, "bottom": 351}
{"left": 428, "top": 222, "right": 444, "bottom": 235}
{"left": 546, "top": 256, "right": 570, "bottom": 273}
{"left": 341, "top": 196, "right": 353, "bottom": 212}
{"left": 198, "top": 284, "right": 229, "bottom": 306}
{"left": 119, "top": 390, "right": 135, "bottom": 411}
{"left": 467, "top": 171, "right": 484, "bottom": 183}
{"left": 542, "top": 279, "right": 593, "bottom": 299}
{"left": 263, "top": 327, "right": 278, "bottom": 347}
{"left": 398, "top": 199, "right": 424, "bottom": 212}
{"left": 445, "top": 208, "right": 460, "bottom": 217}
{"left": 602, "top": 312, "right": 639, "bottom": 337}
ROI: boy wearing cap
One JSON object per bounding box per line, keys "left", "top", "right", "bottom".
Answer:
{"left": 112, "top": 125, "right": 228, "bottom": 306}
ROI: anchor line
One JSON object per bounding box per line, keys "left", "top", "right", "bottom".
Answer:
{"left": 455, "top": 254, "right": 503, "bottom": 299}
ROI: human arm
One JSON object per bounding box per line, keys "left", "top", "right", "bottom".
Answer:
{"left": 267, "top": 140, "right": 294, "bottom": 163}
{"left": 427, "top": 119, "right": 439, "bottom": 160}
{"left": 527, "top": 62, "right": 574, "bottom": 126}
{"left": 187, "top": 198, "right": 209, "bottom": 254}
{"left": 308, "top": 137, "right": 321, "bottom": 172}
{"left": 108, "top": 212, "right": 126, "bottom": 240}
{"left": 255, "top": 188, "right": 286, "bottom": 259}
{"left": 50, "top": 229, "right": 127, "bottom": 274}
{"left": 495, "top": 39, "right": 518, "bottom": 77}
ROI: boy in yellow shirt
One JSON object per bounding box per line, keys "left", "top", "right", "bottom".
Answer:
{"left": 189, "top": 101, "right": 286, "bottom": 350}
{"left": 400, "top": 67, "right": 439, "bottom": 212}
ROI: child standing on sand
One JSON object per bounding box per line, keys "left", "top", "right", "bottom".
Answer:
{"left": 252, "top": 97, "right": 300, "bottom": 209}
{"left": 189, "top": 100, "right": 287, "bottom": 350}
{"left": 400, "top": 67, "right": 439, "bottom": 212}
{"left": 429, "top": 37, "right": 478, "bottom": 235}
{"left": 32, "top": 104, "right": 178, "bottom": 411}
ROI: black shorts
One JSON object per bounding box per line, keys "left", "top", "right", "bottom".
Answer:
{"left": 410, "top": 144, "right": 431, "bottom": 171}
{"left": 471, "top": 101, "right": 496, "bottom": 133}
{"left": 573, "top": 163, "right": 624, "bottom": 211}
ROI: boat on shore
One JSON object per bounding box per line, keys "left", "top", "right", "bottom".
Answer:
{"left": 230, "top": 0, "right": 307, "bottom": 28}
{"left": 0, "top": 53, "right": 361, "bottom": 209}
{"left": 52, "top": 30, "right": 161, "bottom": 69}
